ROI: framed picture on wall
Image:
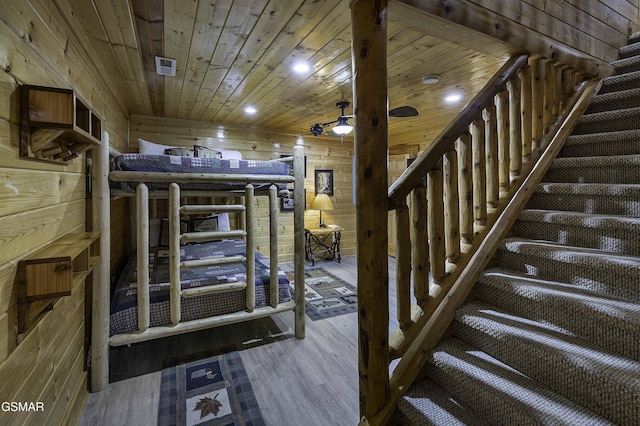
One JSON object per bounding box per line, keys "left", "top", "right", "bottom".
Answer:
{"left": 280, "top": 189, "right": 306, "bottom": 212}
{"left": 280, "top": 197, "right": 295, "bottom": 212}
{"left": 314, "top": 169, "right": 333, "bottom": 195}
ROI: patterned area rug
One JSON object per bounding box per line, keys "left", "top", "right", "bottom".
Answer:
{"left": 289, "top": 268, "right": 357, "bottom": 321}
{"left": 158, "top": 351, "right": 264, "bottom": 426}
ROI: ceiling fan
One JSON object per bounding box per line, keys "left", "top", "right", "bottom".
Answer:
{"left": 310, "top": 101, "right": 419, "bottom": 136}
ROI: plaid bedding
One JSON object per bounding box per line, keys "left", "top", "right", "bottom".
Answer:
{"left": 111, "top": 154, "right": 289, "bottom": 192}
{"left": 109, "top": 239, "right": 292, "bottom": 336}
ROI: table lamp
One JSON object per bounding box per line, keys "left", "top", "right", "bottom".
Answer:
{"left": 310, "top": 193, "right": 334, "bottom": 228}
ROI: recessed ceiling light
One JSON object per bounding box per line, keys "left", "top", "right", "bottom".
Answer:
{"left": 293, "top": 62, "right": 310, "bottom": 73}
{"left": 444, "top": 93, "right": 463, "bottom": 104}
{"left": 244, "top": 106, "right": 257, "bottom": 115}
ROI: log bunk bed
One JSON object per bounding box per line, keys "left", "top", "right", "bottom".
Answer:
{"left": 90, "top": 142, "right": 306, "bottom": 390}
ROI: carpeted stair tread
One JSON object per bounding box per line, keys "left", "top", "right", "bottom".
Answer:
{"left": 598, "top": 69, "right": 640, "bottom": 94}
{"left": 619, "top": 41, "right": 640, "bottom": 58}
{"left": 421, "top": 337, "right": 612, "bottom": 425}
{"left": 452, "top": 300, "right": 640, "bottom": 424}
{"left": 573, "top": 107, "right": 640, "bottom": 134}
{"left": 611, "top": 55, "right": 640, "bottom": 74}
{"left": 529, "top": 183, "right": 640, "bottom": 217}
{"left": 544, "top": 154, "right": 640, "bottom": 184}
{"left": 587, "top": 87, "right": 640, "bottom": 113}
{"left": 495, "top": 238, "right": 640, "bottom": 302}
{"left": 396, "top": 378, "right": 487, "bottom": 426}
{"left": 563, "top": 129, "right": 640, "bottom": 157}
{"left": 511, "top": 209, "right": 640, "bottom": 255}
{"left": 476, "top": 267, "right": 640, "bottom": 360}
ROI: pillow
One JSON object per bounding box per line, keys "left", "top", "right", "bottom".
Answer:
{"left": 219, "top": 149, "right": 243, "bottom": 160}
{"left": 194, "top": 145, "right": 222, "bottom": 159}
{"left": 138, "top": 138, "right": 176, "bottom": 155}
{"left": 217, "top": 213, "right": 230, "bottom": 231}
{"left": 164, "top": 147, "right": 194, "bottom": 157}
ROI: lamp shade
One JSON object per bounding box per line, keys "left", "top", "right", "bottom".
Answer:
{"left": 310, "top": 193, "right": 334, "bottom": 211}
{"left": 333, "top": 117, "right": 353, "bottom": 135}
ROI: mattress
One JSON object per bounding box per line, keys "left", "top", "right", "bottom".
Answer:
{"left": 111, "top": 154, "right": 290, "bottom": 192}
{"left": 109, "top": 239, "right": 292, "bottom": 336}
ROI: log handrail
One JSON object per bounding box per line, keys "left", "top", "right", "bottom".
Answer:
{"left": 388, "top": 54, "right": 529, "bottom": 208}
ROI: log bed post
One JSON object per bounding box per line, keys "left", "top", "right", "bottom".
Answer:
{"left": 351, "top": 0, "right": 390, "bottom": 421}
{"left": 137, "top": 184, "right": 150, "bottom": 331}
{"left": 169, "top": 183, "right": 181, "bottom": 325}
{"left": 268, "top": 184, "right": 279, "bottom": 308}
{"left": 91, "top": 130, "right": 110, "bottom": 391}
{"left": 293, "top": 145, "right": 305, "bottom": 339}
{"left": 245, "top": 184, "right": 256, "bottom": 312}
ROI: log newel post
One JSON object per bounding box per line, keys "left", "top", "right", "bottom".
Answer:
{"left": 351, "top": 0, "right": 390, "bottom": 420}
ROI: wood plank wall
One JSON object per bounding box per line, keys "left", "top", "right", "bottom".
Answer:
{"left": 128, "top": 114, "right": 357, "bottom": 262}
{"left": 0, "top": 1, "right": 128, "bottom": 424}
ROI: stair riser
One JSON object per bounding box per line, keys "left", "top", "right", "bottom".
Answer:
{"left": 573, "top": 111, "right": 640, "bottom": 134}
{"left": 475, "top": 277, "right": 640, "bottom": 361}
{"left": 495, "top": 250, "right": 640, "bottom": 303}
{"left": 510, "top": 221, "right": 640, "bottom": 256}
{"left": 528, "top": 193, "right": 640, "bottom": 217}
{"left": 544, "top": 166, "right": 639, "bottom": 184}
{"left": 562, "top": 140, "right": 640, "bottom": 157}
{"left": 451, "top": 315, "right": 638, "bottom": 424}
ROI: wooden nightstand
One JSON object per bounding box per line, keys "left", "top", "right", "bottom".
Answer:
{"left": 304, "top": 226, "right": 343, "bottom": 265}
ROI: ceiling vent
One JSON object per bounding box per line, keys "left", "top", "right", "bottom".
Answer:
{"left": 155, "top": 56, "right": 176, "bottom": 76}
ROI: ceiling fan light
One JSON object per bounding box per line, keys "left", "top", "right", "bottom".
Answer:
{"left": 333, "top": 117, "right": 353, "bottom": 135}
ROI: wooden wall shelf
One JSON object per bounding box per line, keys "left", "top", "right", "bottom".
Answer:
{"left": 18, "top": 232, "right": 100, "bottom": 334}
{"left": 20, "top": 85, "right": 102, "bottom": 164}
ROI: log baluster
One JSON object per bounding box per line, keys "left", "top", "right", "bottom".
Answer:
{"left": 427, "top": 164, "right": 445, "bottom": 305}
{"left": 483, "top": 104, "right": 499, "bottom": 208}
{"left": 495, "top": 91, "right": 510, "bottom": 193}
{"left": 531, "top": 57, "right": 544, "bottom": 152}
{"left": 457, "top": 133, "right": 473, "bottom": 244}
{"left": 471, "top": 119, "right": 487, "bottom": 226}
{"left": 395, "top": 201, "right": 412, "bottom": 330}
{"left": 519, "top": 62, "right": 533, "bottom": 163}
{"left": 554, "top": 63, "right": 562, "bottom": 118}
{"left": 543, "top": 59, "right": 555, "bottom": 135}
{"left": 443, "top": 149, "right": 460, "bottom": 263}
{"left": 508, "top": 77, "right": 522, "bottom": 177}
{"left": 411, "top": 182, "right": 429, "bottom": 305}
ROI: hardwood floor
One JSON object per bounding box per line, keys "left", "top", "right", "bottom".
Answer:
{"left": 79, "top": 256, "right": 399, "bottom": 426}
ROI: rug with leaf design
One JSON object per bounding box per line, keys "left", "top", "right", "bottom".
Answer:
{"left": 158, "top": 351, "right": 264, "bottom": 425}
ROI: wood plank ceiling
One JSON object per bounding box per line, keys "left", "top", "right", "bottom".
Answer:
{"left": 68, "top": 0, "right": 508, "bottom": 146}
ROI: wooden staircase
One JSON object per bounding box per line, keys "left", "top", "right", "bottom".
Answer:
{"left": 395, "top": 34, "right": 640, "bottom": 426}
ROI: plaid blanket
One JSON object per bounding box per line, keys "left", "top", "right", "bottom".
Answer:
{"left": 111, "top": 154, "right": 289, "bottom": 192}
{"left": 109, "top": 239, "right": 291, "bottom": 336}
